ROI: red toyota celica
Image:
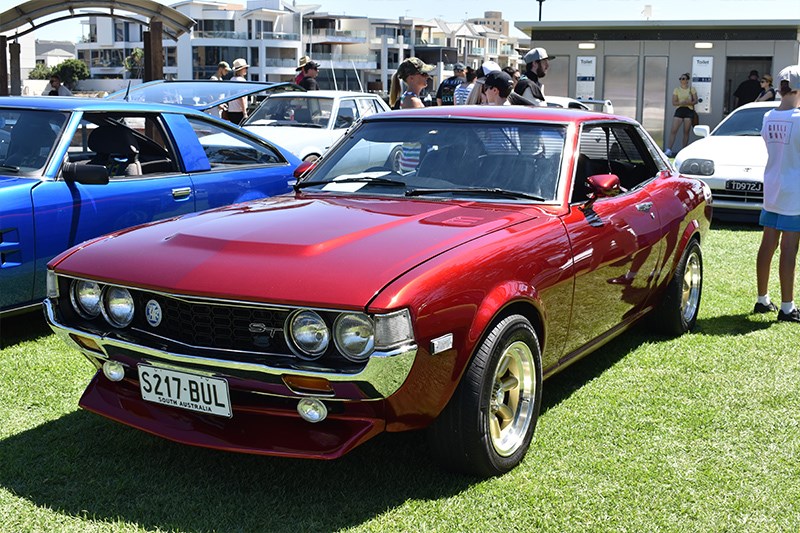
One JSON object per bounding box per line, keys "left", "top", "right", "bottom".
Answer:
{"left": 45, "top": 106, "right": 711, "bottom": 477}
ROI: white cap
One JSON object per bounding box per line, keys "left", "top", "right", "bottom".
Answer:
{"left": 524, "top": 47, "right": 555, "bottom": 64}
{"left": 778, "top": 65, "right": 800, "bottom": 89}
{"left": 481, "top": 61, "right": 501, "bottom": 76}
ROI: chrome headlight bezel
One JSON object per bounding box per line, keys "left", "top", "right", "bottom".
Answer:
{"left": 286, "top": 310, "right": 330, "bottom": 360}
{"left": 679, "top": 158, "right": 715, "bottom": 176}
{"left": 70, "top": 279, "right": 103, "bottom": 319}
{"left": 333, "top": 313, "right": 375, "bottom": 362}
{"left": 101, "top": 286, "right": 135, "bottom": 328}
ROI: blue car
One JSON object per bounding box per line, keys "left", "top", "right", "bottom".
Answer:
{"left": 0, "top": 93, "right": 300, "bottom": 316}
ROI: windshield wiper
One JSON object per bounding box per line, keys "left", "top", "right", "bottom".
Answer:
{"left": 406, "top": 187, "right": 544, "bottom": 201}
{"left": 268, "top": 122, "right": 324, "bottom": 128}
{"left": 0, "top": 164, "right": 20, "bottom": 173}
{"left": 295, "top": 176, "right": 407, "bottom": 191}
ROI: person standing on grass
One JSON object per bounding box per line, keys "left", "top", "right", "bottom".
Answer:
{"left": 754, "top": 64, "right": 800, "bottom": 322}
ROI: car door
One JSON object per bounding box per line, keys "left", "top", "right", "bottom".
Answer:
{"left": 30, "top": 112, "right": 196, "bottom": 304}
{"left": 560, "top": 122, "right": 664, "bottom": 358}
{"left": 177, "top": 115, "right": 295, "bottom": 209}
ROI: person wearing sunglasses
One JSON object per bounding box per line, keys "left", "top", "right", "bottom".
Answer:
{"left": 389, "top": 57, "right": 435, "bottom": 110}
{"left": 755, "top": 74, "right": 777, "bottom": 102}
{"left": 664, "top": 73, "right": 698, "bottom": 157}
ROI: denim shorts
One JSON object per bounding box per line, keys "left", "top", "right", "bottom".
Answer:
{"left": 760, "top": 209, "right": 800, "bottom": 232}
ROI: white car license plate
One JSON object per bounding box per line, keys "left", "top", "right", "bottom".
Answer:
{"left": 138, "top": 365, "right": 232, "bottom": 418}
{"left": 725, "top": 180, "right": 762, "bottom": 192}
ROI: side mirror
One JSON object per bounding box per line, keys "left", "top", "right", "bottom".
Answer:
{"left": 293, "top": 161, "right": 315, "bottom": 179}
{"left": 587, "top": 173, "right": 622, "bottom": 198}
{"left": 693, "top": 125, "right": 710, "bottom": 138}
{"left": 62, "top": 162, "right": 110, "bottom": 185}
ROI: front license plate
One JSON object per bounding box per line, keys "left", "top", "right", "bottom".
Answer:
{"left": 138, "top": 365, "right": 232, "bottom": 418}
{"left": 725, "top": 180, "right": 762, "bottom": 192}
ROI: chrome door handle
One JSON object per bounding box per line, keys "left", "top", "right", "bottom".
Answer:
{"left": 172, "top": 187, "right": 192, "bottom": 200}
{"left": 636, "top": 202, "right": 653, "bottom": 212}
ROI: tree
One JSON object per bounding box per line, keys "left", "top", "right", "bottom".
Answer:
{"left": 28, "top": 63, "right": 52, "bottom": 80}
{"left": 52, "top": 59, "right": 90, "bottom": 89}
{"left": 124, "top": 48, "right": 144, "bottom": 79}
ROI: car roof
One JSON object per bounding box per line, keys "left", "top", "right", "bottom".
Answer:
{"left": 0, "top": 95, "right": 219, "bottom": 117}
{"left": 734, "top": 101, "right": 781, "bottom": 111}
{"left": 269, "top": 90, "right": 382, "bottom": 99}
{"left": 368, "top": 105, "right": 629, "bottom": 124}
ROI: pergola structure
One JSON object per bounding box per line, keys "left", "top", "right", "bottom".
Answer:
{"left": 0, "top": 0, "right": 195, "bottom": 95}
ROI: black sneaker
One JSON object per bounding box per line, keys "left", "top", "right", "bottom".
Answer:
{"left": 777, "top": 308, "right": 800, "bottom": 322}
{"left": 754, "top": 301, "right": 778, "bottom": 313}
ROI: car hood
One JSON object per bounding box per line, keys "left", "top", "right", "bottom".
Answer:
{"left": 244, "top": 125, "right": 338, "bottom": 156}
{"left": 52, "top": 195, "right": 541, "bottom": 309}
{"left": 675, "top": 136, "right": 767, "bottom": 172}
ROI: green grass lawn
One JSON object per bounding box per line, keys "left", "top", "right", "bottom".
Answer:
{"left": 1, "top": 222, "right": 799, "bottom": 532}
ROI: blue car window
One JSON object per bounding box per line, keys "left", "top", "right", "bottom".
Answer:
{"left": 186, "top": 117, "right": 284, "bottom": 167}
{"left": 0, "top": 109, "right": 68, "bottom": 174}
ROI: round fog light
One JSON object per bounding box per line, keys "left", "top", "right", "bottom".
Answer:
{"left": 102, "top": 360, "right": 126, "bottom": 382}
{"left": 297, "top": 398, "right": 327, "bottom": 423}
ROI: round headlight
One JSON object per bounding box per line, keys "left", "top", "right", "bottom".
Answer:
{"left": 71, "top": 280, "right": 103, "bottom": 318}
{"left": 288, "top": 310, "right": 330, "bottom": 359}
{"left": 334, "top": 313, "right": 375, "bottom": 362}
{"left": 679, "top": 158, "right": 715, "bottom": 176}
{"left": 101, "top": 286, "right": 135, "bottom": 328}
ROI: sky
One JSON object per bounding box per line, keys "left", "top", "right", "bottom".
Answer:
{"left": 4, "top": 0, "right": 800, "bottom": 42}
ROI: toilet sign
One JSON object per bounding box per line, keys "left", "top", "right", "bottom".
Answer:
{"left": 576, "top": 56, "right": 596, "bottom": 100}
{"left": 692, "top": 56, "right": 713, "bottom": 114}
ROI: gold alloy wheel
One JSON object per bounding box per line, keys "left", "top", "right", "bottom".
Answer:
{"left": 681, "top": 249, "right": 702, "bottom": 324}
{"left": 488, "top": 340, "right": 537, "bottom": 457}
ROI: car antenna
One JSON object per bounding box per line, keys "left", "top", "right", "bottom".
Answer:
{"left": 123, "top": 80, "right": 132, "bottom": 102}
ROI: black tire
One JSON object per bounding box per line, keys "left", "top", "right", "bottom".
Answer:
{"left": 428, "top": 314, "right": 542, "bottom": 477}
{"left": 653, "top": 239, "right": 703, "bottom": 335}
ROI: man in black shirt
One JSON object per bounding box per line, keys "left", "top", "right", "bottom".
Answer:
{"left": 734, "top": 70, "right": 761, "bottom": 108}
{"left": 514, "top": 47, "right": 555, "bottom": 107}
{"left": 299, "top": 61, "right": 321, "bottom": 91}
{"left": 436, "top": 62, "right": 466, "bottom": 106}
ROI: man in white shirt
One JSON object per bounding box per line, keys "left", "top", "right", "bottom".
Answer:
{"left": 754, "top": 64, "right": 800, "bottom": 322}
{"left": 42, "top": 75, "right": 72, "bottom": 96}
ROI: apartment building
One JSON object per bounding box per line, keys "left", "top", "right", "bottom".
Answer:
{"left": 73, "top": 0, "right": 521, "bottom": 93}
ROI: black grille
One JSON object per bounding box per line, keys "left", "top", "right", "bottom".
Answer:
{"left": 132, "top": 292, "right": 293, "bottom": 355}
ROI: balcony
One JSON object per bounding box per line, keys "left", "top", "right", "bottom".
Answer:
{"left": 193, "top": 31, "right": 248, "bottom": 39}
{"left": 259, "top": 31, "right": 300, "bottom": 41}
{"left": 262, "top": 58, "right": 298, "bottom": 68}
{"left": 500, "top": 45, "right": 518, "bottom": 56}
{"left": 310, "top": 29, "right": 367, "bottom": 44}
{"left": 468, "top": 47, "right": 485, "bottom": 56}
{"left": 415, "top": 38, "right": 447, "bottom": 46}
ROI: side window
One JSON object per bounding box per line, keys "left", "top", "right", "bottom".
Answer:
{"left": 67, "top": 113, "right": 179, "bottom": 177}
{"left": 186, "top": 117, "right": 285, "bottom": 167}
{"left": 334, "top": 99, "right": 358, "bottom": 129}
{"left": 356, "top": 98, "right": 379, "bottom": 119}
{"left": 574, "top": 123, "right": 659, "bottom": 202}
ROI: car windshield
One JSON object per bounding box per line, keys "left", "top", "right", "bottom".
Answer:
{"left": 106, "top": 80, "right": 293, "bottom": 109}
{"left": 299, "top": 119, "right": 567, "bottom": 201}
{"left": 245, "top": 96, "right": 334, "bottom": 128}
{"left": 713, "top": 107, "right": 772, "bottom": 136}
{"left": 0, "top": 109, "right": 69, "bottom": 174}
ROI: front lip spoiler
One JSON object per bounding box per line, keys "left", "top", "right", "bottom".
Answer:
{"left": 44, "top": 299, "right": 417, "bottom": 400}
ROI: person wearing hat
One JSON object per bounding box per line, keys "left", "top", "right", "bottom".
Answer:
{"left": 514, "top": 47, "right": 554, "bottom": 107}
{"left": 465, "top": 61, "right": 502, "bottom": 105}
{"left": 389, "top": 57, "right": 435, "bottom": 109}
{"left": 436, "top": 62, "right": 466, "bottom": 106}
{"left": 299, "top": 60, "right": 321, "bottom": 91}
{"left": 753, "top": 64, "right": 800, "bottom": 322}
{"left": 210, "top": 61, "right": 230, "bottom": 80}
{"left": 482, "top": 70, "right": 514, "bottom": 106}
{"left": 295, "top": 55, "right": 311, "bottom": 85}
{"left": 226, "top": 58, "right": 249, "bottom": 124}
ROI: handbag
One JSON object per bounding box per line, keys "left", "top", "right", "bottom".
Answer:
{"left": 691, "top": 110, "right": 700, "bottom": 126}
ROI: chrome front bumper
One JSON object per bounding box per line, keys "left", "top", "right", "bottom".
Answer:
{"left": 44, "top": 299, "right": 417, "bottom": 400}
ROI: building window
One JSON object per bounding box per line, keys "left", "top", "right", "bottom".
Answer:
{"left": 192, "top": 46, "right": 247, "bottom": 79}
{"left": 115, "top": 22, "right": 125, "bottom": 42}
{"left": 164, "top": 47, "right": 177, "bottom": 67}
{"left": 198, "top": 20, "right": 236, "bottom": 38}
{"left": 250, "top": 47, "right": 259, "bottom": 67}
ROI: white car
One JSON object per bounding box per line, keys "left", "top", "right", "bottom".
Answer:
{"left": 546, "top": 96, "right": 614, "bottom": 114}
{"left": 243, "top": 91, "right": 391, "bottom": 162}
{"left": 674, "top": 101, "right": 779, "bottom": 219}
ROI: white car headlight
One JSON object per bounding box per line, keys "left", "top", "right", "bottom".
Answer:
{"left": 70, "top": 279, "right": 103, "bottom": 318}
{"left": 679, "top": 158, "right": 715, "bottom": 176}
{"left": 102, "top": 286, "right": 135, "bottom": 328}
{"left": 334, "top": 313, "right": 375, "bottom": 362}
{"left": 288, "top": 310, "right": 330, "bottom": 359}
